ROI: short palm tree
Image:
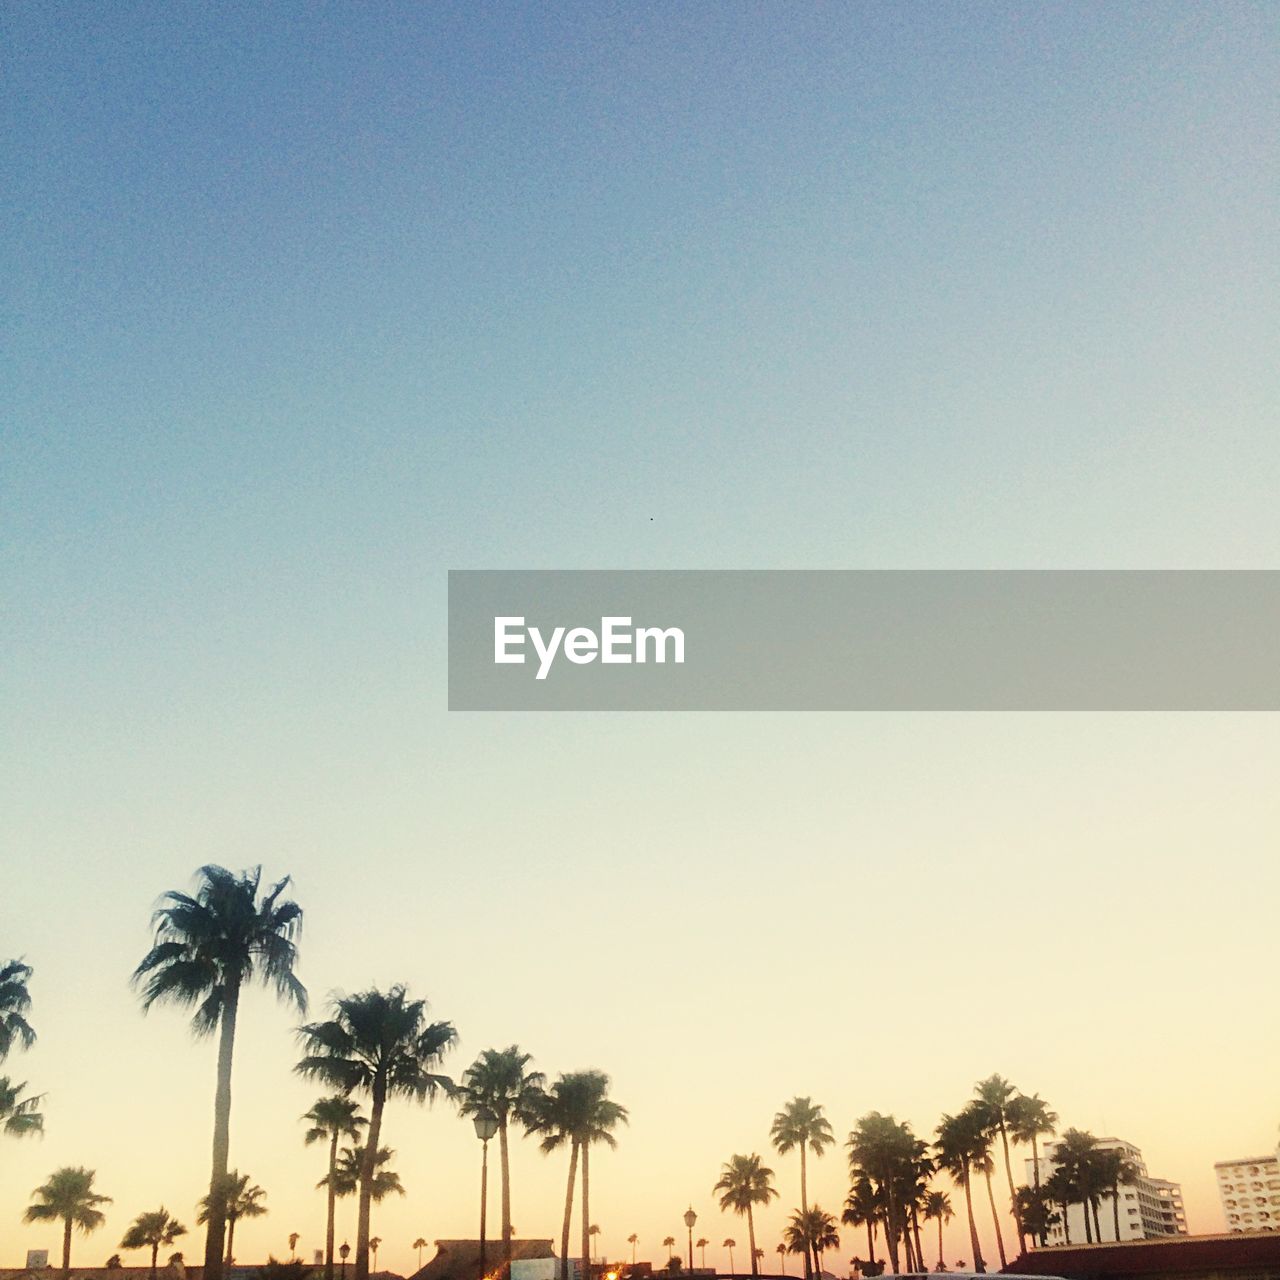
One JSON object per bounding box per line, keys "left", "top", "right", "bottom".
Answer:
{"left": 0, "top": 958, "right": 36, "bottom": 1061}
{"left": 296, "top": 985, "right": 455, "bottom": 1280}
{"left": 121, "top": 1209, "right": 187, "bottom": 1280}
{"left": 663, "top": 1237, "right": 677, "bottom": 1259}
{"left": 841, "top": 1177, "right": 880, "bottom": 1266}
{"left": 628, "top": 1234, "right": 639, "bottom": 1264}
{"left": 531, "top": 1071, "right": 627, "bottom": 1280}
{"left": 25, "top": 1167, "right": 112, "bottom": 1272}
{"left": 775, "top": 1243, "right": 786, "bottom": 1273}
{"left": 458, "top": 1046, "right": 546, "bottom": 1271}
{"left": 1, "top": 1074, "right": 44, "bottom": 1139}
{"left": 328, "top": 1145, "right": 405, "bottom": 1204}
{"left": 783, "top": 1211, "right": 838, "bottom": 1276}
{"left": 770, "top": 1099, "right": 834, "bottom": 1278}
{"left": 721, "top": 1239, "right": 736, "bottom": 1274}
{"left": 370, "top": 1238, "right": 382, "bottom": 1269}
{"left": 304, "top": 1095, "right": 367, "bottom": 1280}
{"left": 922, "top": 1191, "right": 953, "bottom": 1271}
{"left": 413, "top": 1238, "right": 429, "bottom": 1269}
{"left": 1007, "top": 1095, "right": 1057, "bottom": 1247}
{"left": 714, "top": 1154, "right": 778, "bottom": 1276}
{"left": 134, "top": 865, "right": 305, "bottom": 1280}
{"left": 198, "top": 1171, "right": 267, "bottom": 1266}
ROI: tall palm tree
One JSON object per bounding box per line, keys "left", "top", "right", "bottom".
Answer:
{"left": 532, "top": 1071, "right": 627, "bottom": 1280}
{"left": 134, "top": 865, "right": 305, "bottom": 1280}
{"left": 198, "top": 1171, "right": 267, "bottom": 1266}
{"left": 328, "top": 1145, "right": 406, "bottom": 1204}
{"left": 121, "top": 1209, "right": 187, "bottom": 1280}
{"left": 775, "top": 1243, "right": 787, "bottom": 1274}
{"left": 663, "top": 1236, "right": 677, "bottom": 1260}
{"left": 25, "top": 1167, "right": 112, "bottom": 1272}
{"left": 1012, "top": 1187, "right": 1058, "bottom": 1249}
{"left": 1006, "top": 1095, "right": 1057, "bottom": 1247}
{"left": 934, "top": 1112, "right": 986, "bottom": 1274}
{"left": 721, "top": 1239, "right": 736, "bottom": 1274}
{"left": 847, "top": 1113, "right": 918, "bottom": 1276}
{"left": 370, "top": 1238, "right": 383, "bottom": 1270}
{"left": 628, "top": 1234, "right": 639, "bottom": 1264}
{"left": 964, "top": 1107, "right": 1006, "bottom": 1270}
{"left": 296, "top": 985, "right": 456, "bottom": 1280}
{"left": 922, "top": 1191, "right": 953, "bottom": 1272}
{"left": 840, "top": 1177, "right": 880, "bottom": 1267}
{"left": 1095, "top": 1150, "right": 1140, "bottom": 1242}
{"left": 973, "top": 1076, "right": 1023, "bottom": 1256}
{"left": 696, "top": 1238, "right": 709, "bottom": 1267}
{"left": 413, "top": 1238, "right": 429, "bottom": 1269}
{"left": 0, "top": 958, "right": 36, "bottom": 1061}
{"left": 589, "top": 1225, "right": 601, "bottom": 1261}
{"left": 290, "top": 1233, "right": 301, "bottom": 1260}
{"left": 783, "top": 1210, "right": 838, "bottom": 1277}
{"left": 1, "top": 1074, "right": 44, "bottom": 1138}
{"left": 458, "top": 1046, "right": 546, "bottom": 1272}
{"left": 714, "top": 1154, "right": 779, "bottom": 1276}
{"left": 304, "top": 1095, "right": 367, "bottom": 1280}
{"left": 770, "top": 1099, "right": 834, "bottom": 1278}
{"left": 1051, "top": 1130, "right": 1102, "bottom": 1245}
{"left": 1043, "top": 1168, "right": 1074, "bottom": 1245}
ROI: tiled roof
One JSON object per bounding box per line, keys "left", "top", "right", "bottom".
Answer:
{"left": 407, "top": 1240, "right": 557, "bottom": 1280}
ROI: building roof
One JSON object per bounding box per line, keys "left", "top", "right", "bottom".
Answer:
{"left": 1002, "top": 1231, "right": 1280, "bottom": 1279}
{"left": 407, "top": 1240, "right": 556, "bottom": 1280}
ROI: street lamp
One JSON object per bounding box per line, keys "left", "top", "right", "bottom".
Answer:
{"left": 474, "top": 1109, "right": 500, "bottom": 1279}
{"left": 339, "top": 1243, "right": 350, "bottom": 1280}
{"left": 683, "top": 1208, "right": 698, "bottom": 1273}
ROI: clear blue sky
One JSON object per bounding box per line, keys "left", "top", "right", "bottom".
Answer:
{"left": 2, "top": 3, "right": 1277, "bottom": 1273}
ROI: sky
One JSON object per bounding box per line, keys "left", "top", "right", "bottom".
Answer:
{"left": 2, "top": 2, "right": 1278, "bottom": 1274}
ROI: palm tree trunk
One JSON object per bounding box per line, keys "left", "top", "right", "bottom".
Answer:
{"left": 326, "top": 1132, "right": 339, "bottom": 1280}
{"left": 961, "top": 1168, "right": 984, "bottom": 1274}
{"left": 1058, "top": 1200, "right": 1070, "bottom": 1246}
{"left": 1091, "top": 1199, "right": 1102, "bottom": 1244}
{"left": 1031, "top": 1138, "right": 1045, "bottom": 1247}
{"left": 356, "top": 1080, "right": 386, "bottom": 1280}
{"left": 866, "top": 1221, "right": 876, "bottom": 1266}
{"left": 799, "top": 1147, "right": 811, "bottom": 1280}
{"left": 912, "top": 1206, "right": 924, "bottom": 1275}
{"left": 151, "top": 1243, "right": 160, "bottom": 1280}
{"left": 747, "top": 1205, "right": 758, "bottom": 1277}
{"left": 580, "top": 1142, "right": 591, "bottom": 1280}
{"left": 1112, "top": 1187, "right": 1121, "bottom": 1242}
{"left": 937, "top": 1216, "right": 944, "bottom": 1271}
{"left": 500, "top": 1118, "right": 513, "bottom": 1269}
{"left": 983, "top": 1168, "right": 1006, "bottom": 1268}
{"left": 1082, "top": 1194, "right": 1093, "bottom": 1245}
{"left": 226, "top": 1215, "right": 237, "bottom": 1267}
{"left": 884, "top": 1188, "right": 900, "bottom": 1276}
{"left": 559, "top": 1143, "right": 579, "bottom": 1280}
{"left": 62, "top": 1216, "right": 73, "bottom": 1273}
{"left": 204, "top": 982, "right": 241, "bottom": 1280}
{"left": 480, "top": 1138, "right": 490, "bottom": 1277}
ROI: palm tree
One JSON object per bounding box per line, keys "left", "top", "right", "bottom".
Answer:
{"left": 662, "top": 1236, "right": 676, "bottom": 1259}
{"left": 0, "top": 958, "right": 36, "bottom": 1061}
{"left": 121, "top": 1209, "right": 187, "bottom": 1280}
{"left": 964, "top": 1108, "right": 1006, "bottom": 1270}
{"left": 628, "top": 1234, "right": 639, "bottom": 1264}
{"left": 531, "top": 1071, "right": 627, "bottom": 1280}
{"left": 290, "top": 1233, "right": 301, "bottom": 1260}
{"left": 25, "top": 1167, "right": 112, "bottom": 1272}
{"left": 696, "top": 1238, "right": 709, "bottom": 1267}
{"left": 458, "top": 1047, "right": 546, "bottom": 1272}
{"left": 1, "top": 1074, "right": 44, "bottom": 1139}
{"left": 198, "top": 1171, "right": 267, "bottom": 1266}
{"left": 771, "top": 1099, "right": 834, "bottom": 1278}
{"left": 296, "top": 985, "right": 455, "bottom": 1280}
{"left": 589, "top": 1225, "right": 601, "bottom": 1262}
{"left": 1006, "top": 1095, "right": 1057, "bottom": 1248}
{"left": 1012, "top": 1187, "right": 1058, "bottom": 1249}
{"left": 714, "top": 1154, "right": 779, "bottom": 1276}
{"left": 922, "top": 1192, "right": 953, "bottom": 1272}
{"left": 304, "top": 1095, "right": 367, "bottom": 1280}
{"left": 134, "top": 865, "right": 305, "bottom": 1280}
{"left": 1096, "top": 1149, "right": 1140, "bottom": 1242}
{"left": 847, "top": 1113, "right": 918, "bottom": 1275}
{"left": 841, "top": 1177, "right": 880, "bottom": 1267}
{"left": 776, "top": 1243, "right": 787, "bottom": 1274}
{"left": 973, "top": 1076, "right": 1023, "bottom": 1257}
{"left": 934, "top": 1112, "right": 986, "bottom": 1274}
{"left": 783, "top": 1210, "right": 838, "bottom": 1277}
{"left": 370, "top": 1238, "right": 382, "bottom": 1270}
{"left": 413, "top": 1238, "right": 429, "bottom": 1269}
{"left": 721, "top": 1239, "right": 736, "bottom": 1274}
{"left": 1051, "top": 1130, "right": 1103, "bottom": 1245}
{"left": 1044, "top": 1168, "right": 1074, "bottom": 1245}
{"left": 328, "top": 1146, "right": 406, "bottom": 1204}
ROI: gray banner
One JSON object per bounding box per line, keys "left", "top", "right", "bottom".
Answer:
{"left": 447, "top": 570, "right": 1280, "bottom": 710}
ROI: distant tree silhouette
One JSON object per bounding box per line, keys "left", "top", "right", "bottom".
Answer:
{"left": 25, "top": 1166, "right": 112, "bottom": 1272}
{"left": 121, "top": 1208, "right": 187, "bottom": 1280}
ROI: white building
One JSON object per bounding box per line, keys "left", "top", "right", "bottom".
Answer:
{"left": 1024, "top": 1136, "right": 1188, "bottom": 1244}
{"left": 1216, "top": 1150, "right": 1280, "bottom": 1232}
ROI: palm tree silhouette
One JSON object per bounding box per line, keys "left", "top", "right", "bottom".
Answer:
{"left": 1007, "top": 1095, "right": 1057, "bottom": 1247}
{"left": 0, "top": 1074, "right": 43, "bottom": 1139}
{"left": 0, "top": 958, "right": 36, "bottom": 1060}
{"left": 304, "top": 1095, "right": 367, "bottom": 1280}
{"left": 695, "top": 1239, "right": 708, "bottom": 1268}
{"left": 628, "top": 1235, "right": 639, "bottom": 1264}
{"left": 934, "top": 1112, "right": 986, "bottom": 1273}
{"left": 840, "top": 1178, "right": 880, "bottom": 1268}
{"left": 923, "top": 1191, "right": 953, "bottom": 1272}
{"left": 413, "top": 1239, "right": 429, "bottom": 1269}
{"left": 973, "top": 1076, "right": 1023, "bottom": 1255}
{"left": 297, "top": 985, "right": 455, "bottom": 1280}
{"left": 770, "top": 1099, "right": 833, "bottom": 1278}
{"left": 370, "top": 1238, "right": 382, "bottom": 1270}
{"left": 775, "top": 1244, "right": 786, "bottom": 1274}
{"left": 459, "top": 1047, "right": 546, "bottom": 1272}
{"left": 198, "top": 1171, "right": 267, "bottom": 1266}
{"left": 663, "top": 1238, "right": 677, "bottom": 1259}
{"left": 289, "top": 1233, "right": 300, "bottom": 1261}
{"left": 714, "top": 1155, "right": 779, "bottom": 1276}
{"left": 721, "top": 1239, "right": 736, "bottom": 1274}
{"left": 783, "top": 1210, "right": 837, "bottom": 1277}
{"left": 25, "top": 1166, "right": 112, "bottom": 1272}
{"left": 121, "top": 1209, "right": 187, "bottom": 1280}
{"left": 328, "top": 1146, "right": 405, "bottom": 1205}
{"left": 848, "top": 1113, "right": 921, "bottom": 1274}
{"left": 589, "top": 1225, "right": 601, "bottom": 1262}
{"left": 134, "top": 865, "right": 305, "bottom": 1280}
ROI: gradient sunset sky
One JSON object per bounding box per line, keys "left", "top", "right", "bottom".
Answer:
{"left": 2, "top": 3, "right": 1278, "bottom": 1275}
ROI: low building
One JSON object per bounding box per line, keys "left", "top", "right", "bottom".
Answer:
{"left": 1024, "top": 1137, "right": 1187, "bottom": 1243}
{"left": 1216, "top": 1151, "right": 1280, "bottom": 1233}
{"left": 1003, "top": 1231, "right": 1280, "bottom": 1280}
{"left": 407, "top": 1240, "right": 557, "bottom": 1280}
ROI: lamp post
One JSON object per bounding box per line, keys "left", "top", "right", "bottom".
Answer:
{"left": 339, "top": 1243, "right": 350, "bottom": 1280}
{"left": 684, "top": 1209, "right": 697, "bottom": 1273}
{"left": 474, "top": 1109, "right": 500, "bottom": 1279}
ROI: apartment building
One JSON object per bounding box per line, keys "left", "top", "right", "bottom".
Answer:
{"left": 1216, "top": 1151, "right": 1280, "bottom": 1232}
